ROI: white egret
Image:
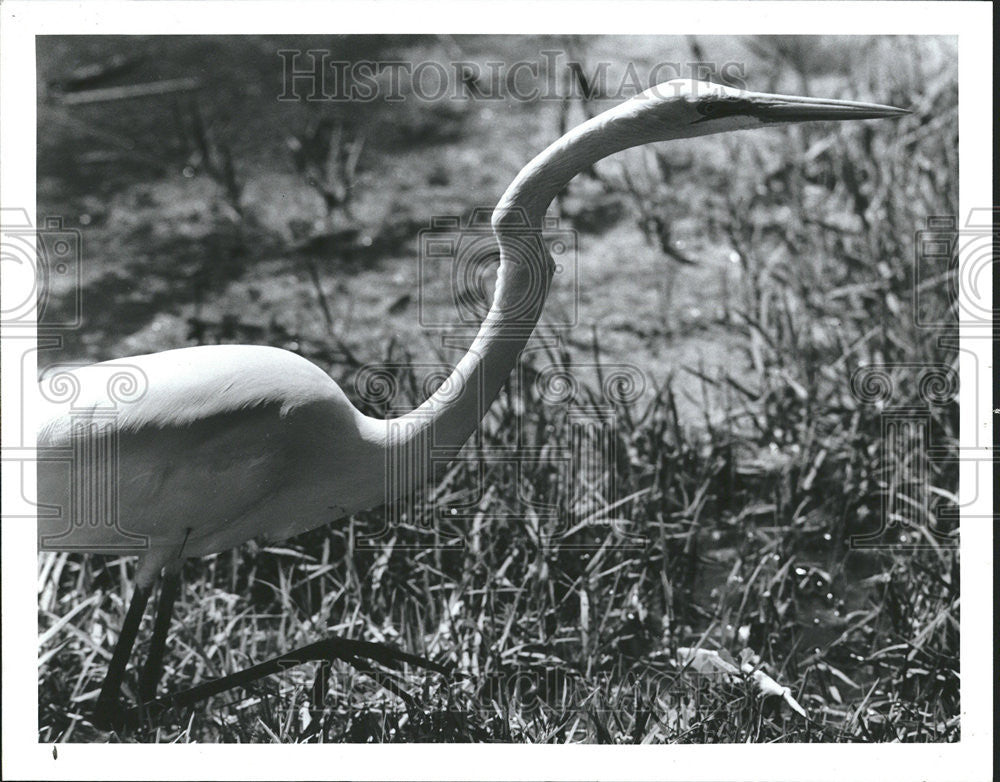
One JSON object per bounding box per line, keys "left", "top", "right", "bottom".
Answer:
{"left": 37, "top": 79, "right": 906, "bottom": 729}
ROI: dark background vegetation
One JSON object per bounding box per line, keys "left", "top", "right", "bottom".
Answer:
{"left": 37, "top": 35, "right": 959, "bottom": 743}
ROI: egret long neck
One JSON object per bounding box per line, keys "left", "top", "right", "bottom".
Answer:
{"left": 371, "top": 101, "right": 661, "bottom": 500}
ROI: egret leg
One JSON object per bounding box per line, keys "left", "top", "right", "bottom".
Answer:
{"left": 92, "top": 584, "right": 151, "bottom": 730}
{"left": 138, "top": 570, "right": 181, "bottom": 704}
{"left": 142, "top": 636, "right": 449, "bottom": 720}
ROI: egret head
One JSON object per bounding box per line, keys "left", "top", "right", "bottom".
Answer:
{"left": 620, "top": 79, "right": 909, "bottom": 139}
{"left": 495, "top": 78, "right": 908, "bottom": 230}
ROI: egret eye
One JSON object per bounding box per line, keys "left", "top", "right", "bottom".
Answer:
{"left": 695, "top": 100, "right": 728, "bottom": 121}
{"left": 695, "top": 97, "right": 753, "bottom": 122}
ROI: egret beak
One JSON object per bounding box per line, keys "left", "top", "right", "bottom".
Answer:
{"left": 751, "top": 94, "right": 910, "bottom": 123}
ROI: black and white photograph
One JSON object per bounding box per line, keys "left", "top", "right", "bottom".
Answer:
{"left": 0, "top": 1, "right": 993, "bottom": 779}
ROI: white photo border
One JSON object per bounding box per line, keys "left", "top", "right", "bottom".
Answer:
{"left": 1, "top": 2, "right": 992, "bottom": 780}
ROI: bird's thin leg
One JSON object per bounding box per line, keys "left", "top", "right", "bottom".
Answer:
{"left": 92, "top": 584, "right": 151, "bottom": 730}
{"left": 138, "top": 570, "right": 180, "bottom": 704}
{"left": 143, "top": 636, "right": 447, "bottom": 718}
